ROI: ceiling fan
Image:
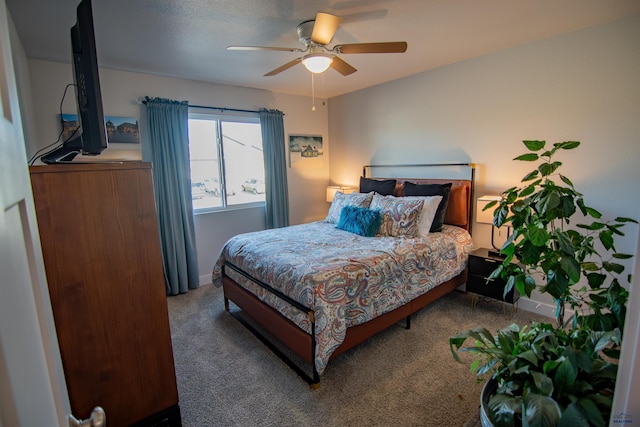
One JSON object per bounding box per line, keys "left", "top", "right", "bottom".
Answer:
{"left": 227, "top": 12, "right": 408, "bottom": 77}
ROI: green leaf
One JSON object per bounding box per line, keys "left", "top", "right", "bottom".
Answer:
{"left": 521, "top": 171, "right": 539, "bottom": 182}
{"left": 615, "top": 216, "right": 638, "bottom": 224}
{"left": 517, "top": 349, "right": 539, "bottom": 366}
{"left": 577, "top": 397, "right": 606, "bottom": 427}
{"left": 599, "top": 230, "right": 614, "bottom": 251}
{"left": 545, "top": 269, "right": 569, "bottom": 300}
{"left": 523, "top": 140, "right": 546, "bottom": 151}
{"left": 555, "top": 231, "right": 575, "bottom": 256}
{"left": 542, "top": 358, "right": 561, "bottom": 374}
{"left": 523, "top": 394, "right": 562, "bottom": 427}
{"left": 559, "top": 174, "right": 574, "bottom": 188}
{"left": 531, "top": 371, "right": 554, "bottom": 396}
{"left": 558, "top": 195, "right": 577, "bottom": 218}
{"left": 539, "top": 161, "right": 562, "bottom": 177}
{"left": 586, "top": 273, "right": 606, "bottom": 289}
{"left": 556, "top": 141, "right": 581, "bottom": 150}
{"left": 554, "top": 357, "right": 577, "bottom": 397}
{"left": 528, "top": 227, "right": 549, "bottom": 247}
{"left": 612, "top": 253, "right": 633, "bottom": 259}
{"left": 519, "top": 184, "right": 537, "bottom": 197}
{"left": 515, "top": 153, "right": 539, "bottom": 162}
{"left": 594, "top": 330, "right": 620, "bottom": 353}
{"left": 560, "top": 256, "right": 581, "bottom": 284}
{"left": 497, "top": 332, "right": 515, "bottom": 355}
{"left": 536, "top": 191, "right": 560, "bottom": 216}
{"left": 483, "top": 201, "right": 498, "bottom": 213}
{"left": 557, "top": 402, "right": 589, "bottom": 427}
{"left": 523, "top": 275, "right": 537, "bottom": 297}
{"left": 578, "top": 222, "right": 605, "bottom": 231}
{"left": 585, "top": 206, "right": 602, "bottom": 219}
{"left": 488, "top": 394, "right": 521, "bottom": 427}
{"left": 603, "top": 261, "right": 625, "bottom": 274}
{"left": 495, "top": 205, "right": 509, "bottom": 227}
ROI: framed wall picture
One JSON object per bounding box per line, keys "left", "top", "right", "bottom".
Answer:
{"left": 60, "top": 114, "right": 140, "bottom": 144}
{"left": 288, "top": 134, "right": 323, "bottom": 167}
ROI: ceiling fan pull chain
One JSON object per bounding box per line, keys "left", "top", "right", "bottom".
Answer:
{"left": 311, "top": 72, "right": 316, "bottom": 111}
{"left": 322, "top": 73, "right": 326, "bottom": 106}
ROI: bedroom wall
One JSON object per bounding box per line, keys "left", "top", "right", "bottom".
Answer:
{"left": 328, "top": 14, "right": 640, "bottom": 316}
{"left": 21, "top": 60, "right": 330, "bottom": 284}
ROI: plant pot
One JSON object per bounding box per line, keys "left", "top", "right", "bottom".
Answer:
{"left": 480, "top": 378, "right": 498, "bottom": 427}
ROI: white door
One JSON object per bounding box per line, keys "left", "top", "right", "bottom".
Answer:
{"left": 0, "top": 1, "right": 70, "bottom": 425}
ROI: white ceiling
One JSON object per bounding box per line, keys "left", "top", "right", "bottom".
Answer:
{"left": 7, "top": 0, "right": 640, "bottom": 98}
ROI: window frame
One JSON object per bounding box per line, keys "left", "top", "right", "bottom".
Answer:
{"left": 188, "top": 110, "right": 265, "bottom": 215}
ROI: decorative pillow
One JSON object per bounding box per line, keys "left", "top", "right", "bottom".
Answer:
{"left": 336, "top": 206, "right": 383, "bottom": 237}
{"left": 325, "top": 191, "right": 374, "bottom": 224}
{"left": 402, "top": 195, "right": 443, "bottom": 238}
{"left": 359, "top": 177, "right": 397, "bottom": 196}
{"left": 403, "top": 182, "right": 452, "bottom": 232}
{"left": 369, "top": 194, "right": 424, "bottom": 237}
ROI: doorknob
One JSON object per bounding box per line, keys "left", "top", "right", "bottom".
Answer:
{"left": 68, "top": 406, "right": 106, "bottom": 427}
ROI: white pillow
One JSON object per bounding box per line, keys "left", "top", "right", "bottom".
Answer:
{"left": 402, "top": 195, "right": 443, "bottom": 238}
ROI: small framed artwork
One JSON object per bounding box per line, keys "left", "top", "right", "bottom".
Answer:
{"left": 60, "top": 114, "right": 140, "bottom": 144}
{"left": 288, "top": 134, "right": 323, "bottom": 167}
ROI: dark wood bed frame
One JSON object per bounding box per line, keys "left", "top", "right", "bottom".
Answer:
{"left": 221, "top": 164, "right": 475, "bottom": 387}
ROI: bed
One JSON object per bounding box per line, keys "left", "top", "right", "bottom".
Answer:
{"left": 212, "top": 165, "right": 475, "bottom": 387}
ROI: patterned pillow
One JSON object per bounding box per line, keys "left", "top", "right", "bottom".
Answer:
{"left": 336, "top": 205, "right": 383, "bottom": 237}
{"left": 369, "top": 194, "right": 424, "bottom": 237}
{"left": 402, "top": 195, "right": 443, "bottom": 238}
{"left": 325, "top": 191, "right": 374, "bottom": 224}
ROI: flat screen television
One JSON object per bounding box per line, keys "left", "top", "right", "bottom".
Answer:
{"left": 42, "top": 0, "right": 107, "bottom": 164}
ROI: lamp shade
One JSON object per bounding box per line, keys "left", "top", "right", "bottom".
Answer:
{"left": 302, "top": 53, "right": 333, "bottom": 73}
{"left": 326, "top": 185, "right": 357, "bottom": 202}
{"left": 476, "top": 195, "right": 501, "bottom": 224}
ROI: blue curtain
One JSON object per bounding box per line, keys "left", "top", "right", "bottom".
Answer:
{"left": 259, "top": 108, "right": 289, "bottom": 229}
{"left": 141, "top": 96, "right": 199, "bottom": 295}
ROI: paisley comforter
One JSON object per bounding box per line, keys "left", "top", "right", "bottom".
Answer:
{"left": 212, "top": 221, "right": 472, "bottom": 374}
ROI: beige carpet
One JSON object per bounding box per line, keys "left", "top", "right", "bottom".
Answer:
{"left": 167, "top": 284, "right": 548, "bottom": 427}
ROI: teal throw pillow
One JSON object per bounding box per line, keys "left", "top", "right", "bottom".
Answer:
{"left": 336, "top": 205, "right": 382, "bottom": 237}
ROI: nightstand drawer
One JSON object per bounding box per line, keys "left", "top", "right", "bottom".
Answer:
{"left": 467, "top": 248, "right": 520, "bottom": 304}
{"left": 467, "top": 273, "right": 519, "bottom": 304}
{"left": 468, "top": 254, "right": 502, "bottom": 277}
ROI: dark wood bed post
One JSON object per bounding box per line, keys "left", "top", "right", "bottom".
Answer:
{"left": 222, "top": 265, "right": 230, "bottom": 312}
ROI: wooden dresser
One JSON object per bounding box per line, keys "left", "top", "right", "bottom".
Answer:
{"left": 29, "top": 162, "right": 181, "bottom": 427}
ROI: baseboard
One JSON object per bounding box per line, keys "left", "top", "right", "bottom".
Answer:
{"left": 517, "top": 297, "right": 574, "bottom": 321}
{"left": 199, "top": 274, "right": 213, "bottom": 287}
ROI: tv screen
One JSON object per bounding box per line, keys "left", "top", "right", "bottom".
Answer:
{"left": 42, "top": 0, "right": 107, "bottom": 164}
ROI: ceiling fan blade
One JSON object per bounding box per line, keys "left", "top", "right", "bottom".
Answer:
{"left": 330, "top": 56, "right": 357, "bottom": 76}
{"left": 311, "top": 12, "right": 341, "bottom": 45}
{"left": 227, "top": 45, "right": 302, "bottom": 52}
{"left": 264, "top": 58, "right": 303, "bottom": 76}
{"left": 333, "top": 41, "right": 407, "bottom": 54}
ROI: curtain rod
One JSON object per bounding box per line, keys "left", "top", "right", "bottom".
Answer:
{"left": 136, "top": 97, "right": 263, "bottom": 114}
{"left": 188, "top": 104, "right": 261, "bottom": 114}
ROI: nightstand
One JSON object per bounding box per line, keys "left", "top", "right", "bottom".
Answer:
{"left": 467, "top": 248, "right": 520, "bottom": 305}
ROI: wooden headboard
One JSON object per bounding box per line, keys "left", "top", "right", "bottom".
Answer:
{"left": 362, "top": 163, "right": 475, "bottom": 232}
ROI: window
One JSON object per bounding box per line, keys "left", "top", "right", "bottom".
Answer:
{"left": 188, "top": 113, "right": 265, "bottom": 212}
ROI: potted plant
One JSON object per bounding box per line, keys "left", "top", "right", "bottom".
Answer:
{"left": 450, "top": 140, "right": 637, "bottom": 426}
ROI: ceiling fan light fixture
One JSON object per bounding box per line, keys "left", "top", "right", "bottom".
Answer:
{"left": 302, "top": 53, "right": 333, "bottom": 74}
